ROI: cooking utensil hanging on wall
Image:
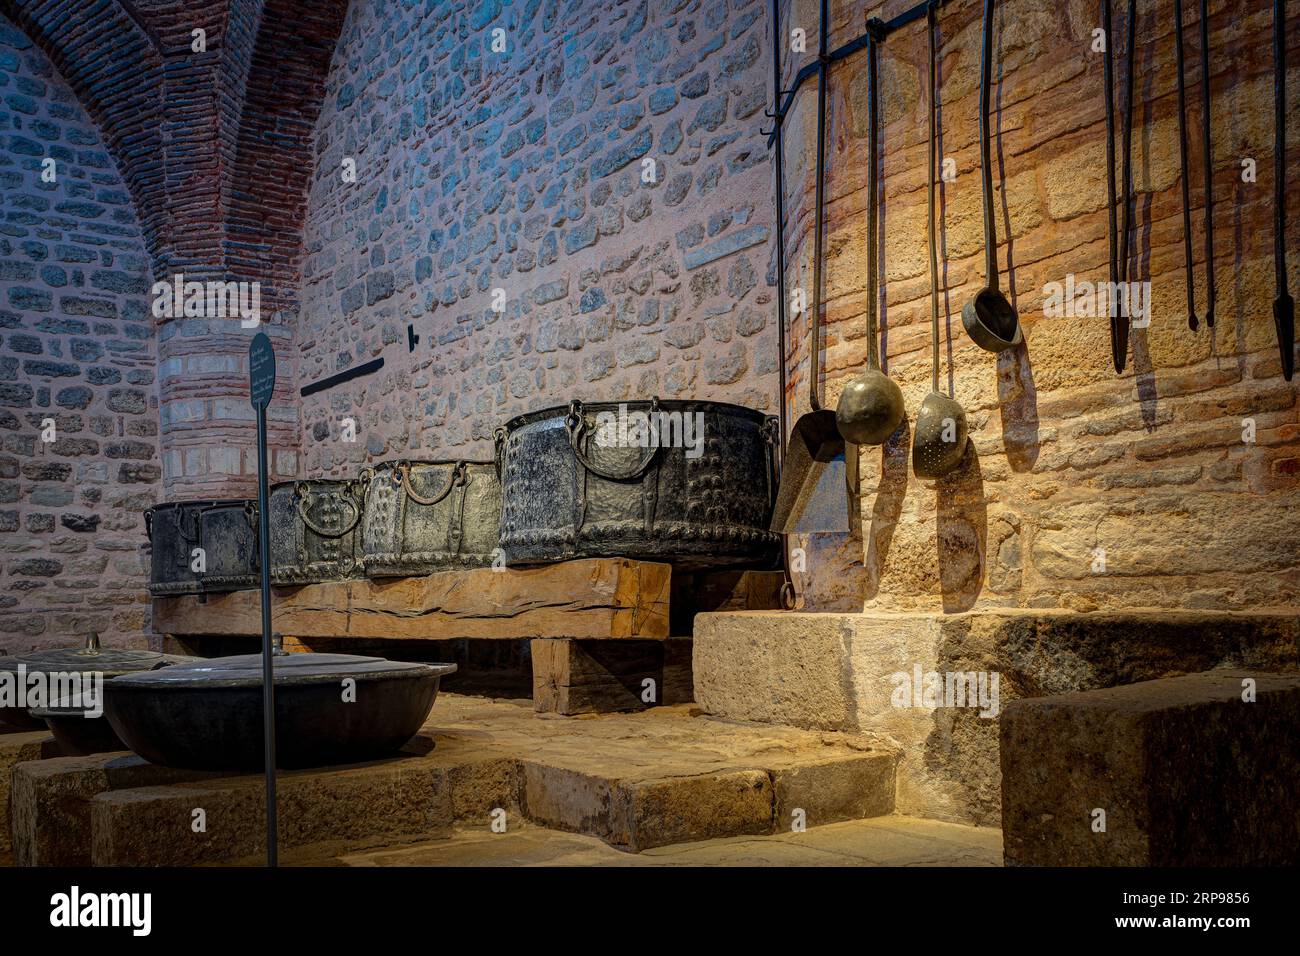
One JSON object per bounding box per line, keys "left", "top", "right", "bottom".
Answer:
{"left": 770, "top": 0, "right": 859, "bottom": 536}
{"left": 914, "top": 3, "right": 969, "bottom": 480}
{"left": 1273, "top": 0, "right": 1294, "bottom": 380}
{"left": 1113, "top": 0, "right": 1137, "bottom": 373}
{"left": 1174, "top": 0, "right": 1198, "bottom": 331}
{"left": 1199, "top": 0, "right": 1216, "bottom": 328}
{"left": 1101, "top": 0, "right": 1124, "bottom": 362}
{"left": 835, "top": 21, "right": 905, "bottom": 446}
{"left": 961, "top": 0, "right": 1023, "bottom": 352}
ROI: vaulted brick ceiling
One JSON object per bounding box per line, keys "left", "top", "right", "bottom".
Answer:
{"left": 1, "top": 0, "right": 350, "bottom": 305}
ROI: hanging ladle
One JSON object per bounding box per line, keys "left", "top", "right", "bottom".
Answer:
{"left": 960, "top": 0, "right": 1022, "bottom": 353}
{"left": 913, "top": 2, "right": 968, "bottom": 480}
{"left": 836, "top": 21, "right": 905, "bottom": 446}
{"left": 1174, "top": 0, "right": 1199, "bottom": 331}
{"left": 770, "top": 0, "right": 859, "bottom": 537}
{"left": 1199, "top": 0, "right": 1216, "bottom": 329}
{"left": 1272, "top": 0, "right": 1294, "bottom": 381}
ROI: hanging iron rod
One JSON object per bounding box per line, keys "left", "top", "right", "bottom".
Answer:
{"left": 765, "top": 0, "right": 953, "bottom": 149}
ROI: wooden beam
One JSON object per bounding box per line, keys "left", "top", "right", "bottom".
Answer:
{"left": 152, "top": 558, "right": 672, "bottom": 641}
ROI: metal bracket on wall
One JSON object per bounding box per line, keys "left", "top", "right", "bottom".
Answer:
{"left": 299, "top": 357, "right": 385, "bottom": 398}
{"left": 764, "top": 0, "right": 954, "bottom": 149}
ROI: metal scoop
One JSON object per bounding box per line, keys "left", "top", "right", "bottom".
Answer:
{"left": 961, "top": 0, "right": 1022, "bottom": 353}
{"left": 836, "top": 22, "right": 904, "bottom": 447}
{"left": 914, "top": 3, "right": 969, "bottom": 480}
{"left": 770, "top": 0, "right": 858, "bottom": 536}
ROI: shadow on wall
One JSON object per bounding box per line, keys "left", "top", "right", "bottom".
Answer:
{"left": 936, "top": 439, "right": 986, "bottom": 612}
{"left": 863, "top": 418, "right": 910, "bottom": 602}
{"left": 996, "top": 339, "right": 1039, "bottom": 471}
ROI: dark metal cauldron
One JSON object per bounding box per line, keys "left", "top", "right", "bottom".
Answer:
{"left": 145, "top": 499, "right": 259, "bottom": 595}
{"left": 269, "top": 479, "right": 365, "bottom": 585}
{"left": 361, "top": 460, "right": 501, "bottom": 577}
{"left": 497, "top": 399, "right": 782, "bottom": 570}
{"left": 104, "top": 654, "right": 456, "bottom": 771}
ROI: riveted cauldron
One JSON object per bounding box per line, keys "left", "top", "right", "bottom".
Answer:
{"left": 496, "top": 399, "right": 782, "bottom": 570}
{"left": 104, "top": 654, "right": 456, "bottom": 771}
{"left": 269, "top": 478, "right": 366, "bottom": 585}
{"left": 361, "top": 460, "right": 501, "bottom": 577}
{"left": 145, "top": 499, "right": 259, "bottom": 595}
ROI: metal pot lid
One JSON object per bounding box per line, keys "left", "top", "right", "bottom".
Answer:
{"left": 0, "top": 635, "right": 189, "bottom": 676}
{"left": 107, "top": 653, "right": 456, "bottom": 690}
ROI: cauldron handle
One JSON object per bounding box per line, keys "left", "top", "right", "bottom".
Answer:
{"left": 493, "top": 426, "right": 507, "bottom": 478}
{"left": 564, "top": 399, "right": 660, "bottom": 482}
{"left": 295, "top": 482, "right": 362, "bottom": 537}
{"left": 398, "top": 460, "right": 465, "bottom": 507}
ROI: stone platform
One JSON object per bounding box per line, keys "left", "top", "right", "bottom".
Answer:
{"left": 692, "top": 609, "right": 1300, "bottom": 825}
{"left": 297, "top": 816, "right": 1002, "bottom": 867}
{"left": 9, "top": 694, "right": 898, "bottom": 866}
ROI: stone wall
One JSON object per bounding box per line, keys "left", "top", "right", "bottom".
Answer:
{"left": 779, "top": 0, "right": 1300, "bottom": 613}
{"left": 0, "top": 14, "right": 157, "bottom": 652}
{"left": 297, "top": 0, "right": 779, "bottom": 469}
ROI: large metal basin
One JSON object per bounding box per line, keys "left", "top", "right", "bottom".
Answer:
{"left": 104, "top": 653, "right": 456, "bottom": 771}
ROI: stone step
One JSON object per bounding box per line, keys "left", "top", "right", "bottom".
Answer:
{"left": 9, "top": 694, "right": 898, "bottom": 866}
{"left": 692, "top": 609, "right": 1300, "bottom": 826}
{"left": 1000, "top": 670, "right": 1300, "bottom": 866}
{"left": 1, "top": 730, "right": 56, "bottom": 860}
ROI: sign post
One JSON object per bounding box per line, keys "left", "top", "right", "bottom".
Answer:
{"left": 248, "top": 332, "right": 277, "bottom": 868}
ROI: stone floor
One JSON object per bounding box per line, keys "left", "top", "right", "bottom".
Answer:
{"left": 281, "top": 815, "right": 1003, "bottom": 867}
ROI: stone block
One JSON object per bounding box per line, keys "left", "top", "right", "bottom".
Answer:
{"left": 1001, "top": 671, "right": 1300, "bottom": 866}
{"left": 694, "top": 611, "right": 1300, "bottom": 825}
{"left": 1, "top": 730, "right": 50, "bottom": 858}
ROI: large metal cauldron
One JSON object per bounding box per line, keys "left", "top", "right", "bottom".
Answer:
{"left": 269, "top": 479, "right": 365, "bottom": 585}
{"left": 104, "top": 654, "right": 456, "bottom": 771}
{"left": 145, "top": 499, "right": 259, "bottom": 595}
{"left": 496, "top": 399, "right": 782, "bottom": 569}
{"left": 361, "top": 460, "right": 501, "bottom": 577}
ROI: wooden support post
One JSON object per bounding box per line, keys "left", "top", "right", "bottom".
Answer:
{"left": 531, "top": 638, "right": 693, "bottom": 716}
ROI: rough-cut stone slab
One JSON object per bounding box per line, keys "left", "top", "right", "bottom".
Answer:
{"left": 153, "top": 558, "right": 671, "bottom": 640}
{"left": 693, "top": 610, "right": 1300, "bottom": 825}
{"left": 530, "top": 638, "right": 692, "bottom": 715}
{"left": 10, "top": 753, "right": 233, "bottom": 866}
{"left": 1, "top": 731, "right": 51, "bottom": 858}
{"left": 1000, "top": 671, "right": 1300, "bottom": 866}
{"left": 15, "top": 694, "right": 896, "bottom": 865}
{"left": 91, "top": 750, "right": 520, "bottom": 866}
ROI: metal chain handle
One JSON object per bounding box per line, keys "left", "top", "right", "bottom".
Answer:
{"left": 493, "top": 425, "right": 508, "bottom": 477}
{"left": 564, "top": 398, "right": 661, "bottom": 482}
{"left": 293, "top": 482, "right": 362, "bottom": 537}
{"left": 397, "top": 460, "right": 466, "bottom": 507}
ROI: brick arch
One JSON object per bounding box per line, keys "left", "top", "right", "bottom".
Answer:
{"left": 224, "top": 0, "right": 350, "bottom": 316}
{"left": 0, "top": 0, "right": 167, "bottom": 269}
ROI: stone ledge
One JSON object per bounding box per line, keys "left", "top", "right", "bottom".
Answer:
{"left": 10, "top": 694, "right": 897, "bottom": 865}
{"left": 1000, "top": 671, "right": 1300, "bottom": 866}
{"left": 692, "top": 610, "right": 1300, "bottom": 826}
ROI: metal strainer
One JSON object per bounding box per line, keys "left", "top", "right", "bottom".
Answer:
{"left": 913, "top": 3, "right": 968, "bottom": 480}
